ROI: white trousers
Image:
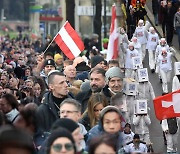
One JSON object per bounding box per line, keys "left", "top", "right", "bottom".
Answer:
{"left": 160, "top": 69, "right": 171, "bottom": 93}
{"left": 141, "top": 44, "right": 147, "bottom": 61}
{"left": 165, "top": 132, "right": 178, "bottom": 152}
{"left": 148, "top": 50, "right": 155, "bottom": 70}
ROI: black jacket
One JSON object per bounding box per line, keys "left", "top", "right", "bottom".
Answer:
{"left": 75, "top": 89, "right": 92, "bottom": 113}
{"left": 36, "top": 92, "right": 73, "bottom": 132}
{"left": 152, "top": 0, "right": 159, "bottom": 14}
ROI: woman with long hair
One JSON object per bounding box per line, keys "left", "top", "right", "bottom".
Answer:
{"left": 80, "top": 93, "right": 108, "bottom": 131}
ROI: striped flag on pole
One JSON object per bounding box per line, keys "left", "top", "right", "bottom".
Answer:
{"left": 54, "top": 21, "right": 84, "bottom": 60}
{"left": 106, "top": 4, "right": 119, "bottom": 61}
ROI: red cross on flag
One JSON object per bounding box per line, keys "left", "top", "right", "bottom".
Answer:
{"left": 153, "top": 90, "right": 180, "bottom": 120}
{"left": 54, "top": 21, "right": 84, "bottom": 60}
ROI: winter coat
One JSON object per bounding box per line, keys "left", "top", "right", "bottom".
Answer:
{"left": 162, "top": 5, "right": 177, "bottom": 24}
{"left": 174, "top": 11, "right": 180, "bottom": 28}
{"left": 80, "top": 112, "right": 91, "bottom": 131}
{"left": 36, "top": 92, "right": 73, "bottom": 132}
{"left": 86, "top": 124, "right": 123, "bottom": 152}
{"left": 152, "top": 0, "right": 159, "bottom": 14}
{"left": 75, "top": 89, "right": 92, "bottom": 113}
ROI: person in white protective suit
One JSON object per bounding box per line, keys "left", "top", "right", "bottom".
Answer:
{"left": 146, "top": 27, "right": 159, "bottom": 73}
{"left": 156, "top": 47, "right": 175, "bottom": 94}
{"left": 161, "top": 117, "right": 179, "bottom": 153}
{"left": 118, "top": 27, "right": 129, "bottom": 69}
{"left": 121, "top": 42, "right": 140, "bottom": 78}
{"left": 133, "top": 20, "right": 149, "bottom": 61}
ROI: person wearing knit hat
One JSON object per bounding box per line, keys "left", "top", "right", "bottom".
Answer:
{"left": 122, "top": 41, "right": 139, "bottom": 78}
{"left": 54, "top": 53, "right": 63, "bottom": 72}
{"left": 51, "top": 118, "right": 84, "bottom": 153}
{"left": 51, "top": 118, "right": 79, "bottom": 133}
{"left": 85, "top": 105, "right": 123, "bottom": 151}
{"left": 90, "top": 55, "right": 105, "bottom": 69}
{"left": 39, "top": 118, "right": 81, "bottom": 154}
{"left": 40, "top": 59, "right": 56, "bottom": 87}
{"left": 44, "top": 59, "right": 56, "bottom": 75}
{"left": 101, "top": 67, "right": 124, "bottom": 101}
{"left": 46, "top": 127, "right": 76, "bottom": 154}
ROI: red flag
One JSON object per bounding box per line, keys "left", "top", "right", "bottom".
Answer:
{"left": 153, "top": 90, "right": 180, "bottom": 120}
{"left": 106, "top": 4, "right": 119, "bottom": 61}
{"left": 54, "top": 21, "right": 84, "bottom": 60}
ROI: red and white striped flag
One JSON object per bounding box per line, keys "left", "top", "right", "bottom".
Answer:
{"left": 54, "top": 21, "right": 84, "bottom": 60}
{"left": 106, "top": 4, "right": 119, "bottom": 61}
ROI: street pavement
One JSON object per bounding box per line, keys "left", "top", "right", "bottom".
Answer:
{"left": 140, "top": 1, "right": 180, "bottom": 152}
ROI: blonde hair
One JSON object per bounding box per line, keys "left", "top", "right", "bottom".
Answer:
{"left": 86, "top": 93, "right": 108, "bottom": 128}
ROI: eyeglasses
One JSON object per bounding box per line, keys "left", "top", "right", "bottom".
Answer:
{"left": 59, "top": 110, "right": 79, "bottom": 114}
{"left": 52, "top": 143, "right": 74, "bottom": 152}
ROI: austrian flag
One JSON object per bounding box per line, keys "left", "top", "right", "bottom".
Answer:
{"left": 54, "top": 21, "right": 85, "bottom": 60}
{"left": 153, "top": 90, "right": 180, "bottom": 120}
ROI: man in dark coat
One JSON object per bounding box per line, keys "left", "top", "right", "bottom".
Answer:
{"left": 161, "top": 1, "right": 177, "bottom": 46}
{"left": 152, "top": 0, "right": 160, "bottom": 26}
{"left": 75, "top": 67, "right": 106, "bottom": 113}
{"left": 36, "top": 71, "right": 73, "bottom": 132}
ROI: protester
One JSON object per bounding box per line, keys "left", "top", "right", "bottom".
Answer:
{"left": 86, "top": 105, "right": 123, "bottom": 151}
{"left": 174, "top": 6, "right": 180, "bottom": 50}
{"left": 0, "top": 125, "right": 35, "bottom": 154}
{"left": 36, "top": 71, "right": 73, "bottom": 132}
{"left": 59, "top": 98, "right": 87, "bottom": 150}
{"left": 46, "top": 127, "right": 76, "bottom": 154}
{"left": 81, "top": 93, "right": 108, "bottom": 131}
{"left": 123, "top": 134, "right": 147, "bottom": 153}
{"left": 76, "top": 67, "right": 106, "bottom": 113}
{"left": 64, "top": 65, "right": 77, "bottom": 86}
{"left": 161, "top": 0, "right": 177, "bottom": 46}
{"left": 161, "top": 117, "right": 179, "bottom": 153}
{"left": 89, "top": 133, "right": 117, "bottom": 154}
{"left": 0, "top": 93, "right": 19, "bottom": 122}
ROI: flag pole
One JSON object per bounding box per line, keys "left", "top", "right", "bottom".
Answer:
{"left": 43, "top": 35, "right": 57, "bottom": 54}
{"left": 43, "top": 21, "right": 68, "bottom": 54}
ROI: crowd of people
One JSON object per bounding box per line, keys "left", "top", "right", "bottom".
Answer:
{"left": 0, "top": 0, "right": 179, "bottom": 154}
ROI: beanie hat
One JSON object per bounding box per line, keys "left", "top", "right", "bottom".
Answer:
{"left": 51, "top": 118, "right": 79, "bottom": 133}
{"left": 0, "top": 125, "right": 34, "bottom": 152}
{"left": 44, "top": 59, "right": 56, "bottom": 67}
{"left": 54, "top": 54, "right": 63, "bottom": 63}
{"left": 100, "top": 105, "right": 122, "bottom": 120}
{"left": 105, "top": 67, "right": 124, "bottom": 83}
{"left": 47, "top": 127, "right": 76, "bottom": 154}
{"left": 80, "top": 80, "right": 90, "bottom": 92}
{"left": 76, "top": 71, "right": 89, "bottom": 81}
{"left": 91, "top": 55, "right": 104, "bottom": 68}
